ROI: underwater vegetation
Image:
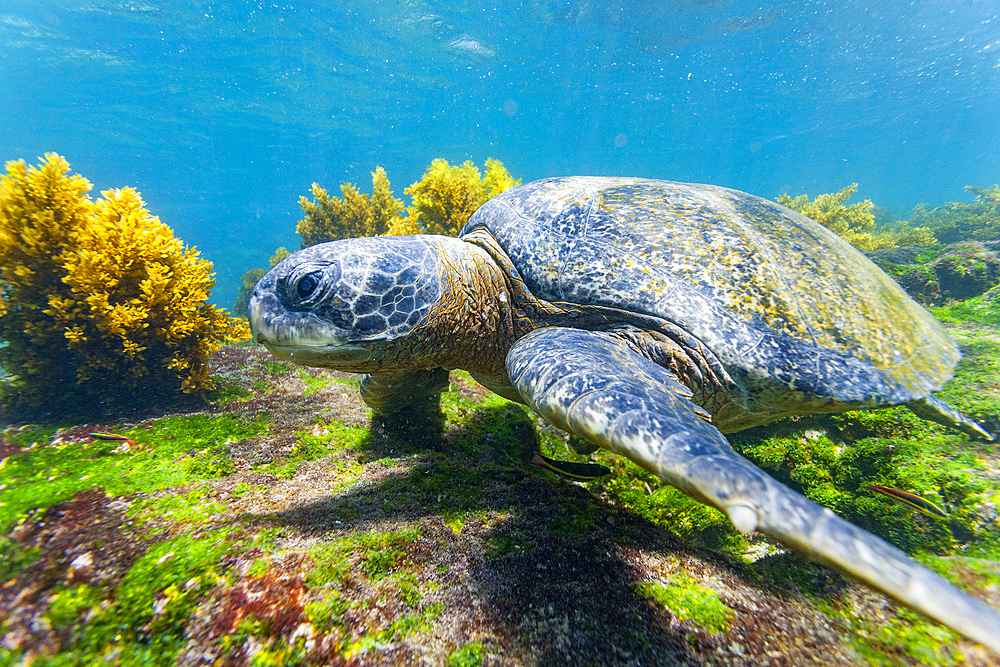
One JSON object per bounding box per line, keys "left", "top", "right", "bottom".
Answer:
{"left": 868, "top": 243, "right": 1000, "bottom": 306}
{"left": 0, "top": 154, "right": 248, "bottom": 414}
{"left": 233, "top": 247, "right": 290, "bottom": 315}
{"left": 295, "top": 158, "right": 518, "bottom": 247}
{"left": 1, "top": 289, "right": 997, "bottom": 664}
{"left": 908, "top": 185, "right": 1000, "bottom": 244}
{"left": 780, "top": 183, "right": 1000, "bottom": 308}
{"left": 778, "top": 183, "right": 936, "bottom": 250}
{"left": 296, "top": 166, "right": 411, "bottom": 248}
{"left": 404, "top": 158, "right": 520, "bottom": 237}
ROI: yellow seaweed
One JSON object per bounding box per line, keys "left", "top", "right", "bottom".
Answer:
{"left": 404, "top": 158, "right": 520, "bottom": 237}
{"left": 778, "top": 184, "right": 935, "bottom": 250}
{"left": 0, "top": 154, "right": 248, "bottom": 412}
{"left": 295, "top": 159, "right": 519, "bottom": 245}
{"left": 296, "top": 166, "right": 407, "bottom": 247}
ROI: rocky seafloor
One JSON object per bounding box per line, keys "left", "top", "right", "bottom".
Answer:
{"left": 1, "top": 285, "right": 999, "bottom": 665}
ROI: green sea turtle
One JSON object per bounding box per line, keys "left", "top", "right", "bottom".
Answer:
{"left": 248, "top": 176, "right": 1000, "bottom": 651}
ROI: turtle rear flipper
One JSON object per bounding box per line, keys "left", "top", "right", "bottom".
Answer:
{"left": 506, "top": 326, "right": 1000, "bottom": 653}
{"left": 906, "top": 395, "right": 994, "bottom": 441}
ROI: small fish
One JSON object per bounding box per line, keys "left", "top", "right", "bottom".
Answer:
{"left": 89, "top": 432, "right": 137, "bottom": 450}
{"left": 532, "top": 453, "right": 611, "bottom": 481}
{"left": 867, "top": 485, "right": 948, "bottom": 520}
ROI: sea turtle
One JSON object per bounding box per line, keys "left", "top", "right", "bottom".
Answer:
{"left": 248, "top": 176, "right": 1000, "bottom": 651}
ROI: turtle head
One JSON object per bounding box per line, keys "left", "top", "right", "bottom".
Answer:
{"left": 248, "top": 236, "right": 445, "bottom": 371}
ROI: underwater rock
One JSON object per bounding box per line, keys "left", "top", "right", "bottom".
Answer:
{"left": 2, "top": 340, "right": 999, "bottom": 664}
{"left": 868, "top": 241, "right": 1000, "bottom": 305}
{"left": 933, "top": 242, "right": 1000, "bottom": 301}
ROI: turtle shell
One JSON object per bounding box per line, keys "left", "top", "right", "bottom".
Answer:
{"left": 461, "top": 176, "right": 957, "bottom": 409}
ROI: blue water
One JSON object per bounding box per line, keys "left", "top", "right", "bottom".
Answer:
{"left": 2, "top": 0, "right": 998, "bottom": 309}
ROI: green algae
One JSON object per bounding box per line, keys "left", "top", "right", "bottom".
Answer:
{"left": 636, "top": 572, "right": 733, "bottom": 633}
{"left": 359, "top": 528, "right": 421, "bottom": 581}
{"left": 440, "top": 381, "right": 537, "bottom": 464}
{"left": 206, "top": 378, "right": 253, "bottom": 405}
{"left": 484, "top": 527, "right": 536, "bottom": 559}
{"left": 932, "top": 291, "right": 1000, "bottom": 328}
{"left": 0, "top": 537, "right": 39, "bottom": 580}
{"left": 731, "top": 413, "right": 993, "bottom": 555}
{"left": 351, "top": 601, "right": 446, "bottom": 652}
{"left": 447, "top": 641, "right": 487, "bottom": 666}
{"left": 230, "top": 481, "right": 268, "bottom": 498}
{"left": 264, "top": 361, "right": 291, "bottom": 375}
{"left": 45, "top": 583, "right": 104, "bottom": 630}
{"left": 224, "top": 622, "right": 309, "bottom": 666}
{"left": 851, "top": 609, "right": 962, "bottom": 666}
{"left": 0, "top": 649, "right": 24, "bottom": 667}
{"left": 296, "top": 368, "right": 338, "bottom": 395}
{"left": 301, "top": 526, "right": 444, "bottom": 658}
{"left": 261, "top": 420, "right": 366, "bottom": 480}
{"left": 590, "top": 455, "right": 744, "bottom": 553}
{"left": 725, "top": 331, "right": 1000, "bottom": 664}
{"left": 105, "top": 529, "right": 235, "bottom": 636}
{"left": 0, "top": 414, "right": 268, "bottom": 531}
{"left": 6, "top": 287, "right": 1000, "bottom": 664}
{"left": 127, "top": 486, "right": 229, "bottom": 531}
{"left": 307, "top": 527, "right": 421, "bottom": 587}
{"left": 304, "top": 589, "right": 349, "bottom": 633}
{"left": 917, "top": 550, "right": 1000, "bottom": 590}
{"left": 39, "top": 528, "right": 241, "bottom": 665}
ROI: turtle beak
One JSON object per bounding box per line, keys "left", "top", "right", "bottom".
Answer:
{"left": 261, "top": 340, "right": 374, "bottom": 367}
{"left": 248, "top": 285, "right": 374, "bottom": 368}
{"left": 247, "top": 285, "right": 284, "bottom": 345}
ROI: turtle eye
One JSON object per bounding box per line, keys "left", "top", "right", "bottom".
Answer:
{"left": 295, "top": 273, "right": 320, "bottom": 300}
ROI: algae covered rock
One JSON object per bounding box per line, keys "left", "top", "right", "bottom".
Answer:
{"left": 868, "top": 242, "right": 1000, "bottom": 305}
{"left": 908, "top": 185, "right": 1000, "bottom": 244}
{"left": 933, "top": 242, "right": 1000, "bottom": 300}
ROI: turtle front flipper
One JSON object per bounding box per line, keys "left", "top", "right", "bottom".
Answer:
{"left": 360, "top": 368, "right": 450, "bottom": 412}
{"left": 506, "top": 327, "right": 1000, "bottom": 653}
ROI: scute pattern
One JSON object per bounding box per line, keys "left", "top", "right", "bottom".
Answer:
{"left": 463, "top": 177, "right": 958, "bottom": 408}
{"left": 253, "top": 236, "right": 443, "bottom": 347}
{"left": 311, "top": 237, "right": 442, "bottom": 339}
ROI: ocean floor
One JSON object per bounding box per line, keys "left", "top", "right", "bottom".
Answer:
{"left": 1, "top": 291, "right": 999, "bottom": 666}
